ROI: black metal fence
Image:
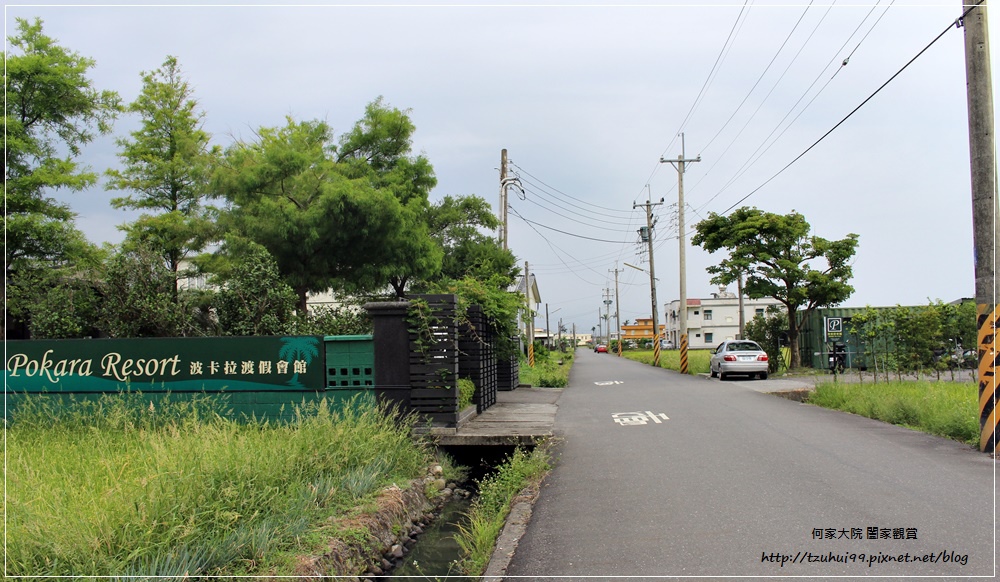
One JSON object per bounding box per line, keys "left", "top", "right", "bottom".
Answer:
{"left": 459, "top": 304, "right": 497, "bottom": 414}
{"left": 366, "top": 294, "right": 511, "bottom": 427}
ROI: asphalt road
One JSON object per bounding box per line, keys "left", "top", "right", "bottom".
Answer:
{"left": 505, "top": 349, "right": 996, "bottom": 579}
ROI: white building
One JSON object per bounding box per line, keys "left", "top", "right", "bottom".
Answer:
{"left": 513, "top": 272, "right": 542, "bottom": 346}
{"left": 664, "top": 287, "right": 784, "bottom": 349}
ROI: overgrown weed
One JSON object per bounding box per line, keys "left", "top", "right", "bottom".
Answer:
{"left": 807, "top": 380, "right": 978, "bottom": 444}
{"left": 7, "top": 392, "right": 433, "bottom": 576}
{"left": 455, "top": 445, "right": 551, "bottom": 575}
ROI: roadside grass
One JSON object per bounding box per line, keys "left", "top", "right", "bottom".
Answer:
{"left": 807, "top": 380, "right": 979, "bottom": 445}
{"left": 622, "top": 349, "right": 711, "bottom": 375}
{"left": 519, "top": 348, "right": 574, "bottom": 388}
{"left": 7, "top": 392, "right": 434, "bottom": 577}
{"left": 455, "top": 445, "right": 552, "bottom": 576}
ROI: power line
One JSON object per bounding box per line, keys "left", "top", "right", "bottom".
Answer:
{"left": 699, "top": 1, "right": 815, "bottom": 155}
{"left": 718, "top": 7, "right": 973, "bottom": 216}
{"left": 509, "top": 206, "right": 633, "bottom": 244}
{"left": 687, "top": 1, "right": 841, "bottom": 210}
{"left": 510, "top": 207, "right": 624, "bottom": 285}
{"left": 630, "top": 0, "right": 753, "bottom": 204}
{"left": 519, "top": 186, "right": 644, "bottom": 229}
{"left": 510, "top": 163, "right": 636, "bottom": 216}
{"left": 694, "top": 0, "right": 897, "bottom": 213}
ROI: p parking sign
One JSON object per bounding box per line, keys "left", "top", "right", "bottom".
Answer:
{"left": 825, "top": 317, "right": 843, "bottom": 341}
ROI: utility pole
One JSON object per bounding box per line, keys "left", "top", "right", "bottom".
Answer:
{"left": 961, "top": 1, "right": 998, "bottom": 453}
{"left": 603, "top": 288, "right": 614, "bottom": 345}
{"left": 610, "top": 267, "right": 623, "bottom": 356}
{"left": 633, "top": 198, "right": 664, "bottom": 367}
{"left": 737, "top": 274, "right": 746, "bottom": 340}
{"left": 545, "top": 303, "right": 551, "bottom": 349}
{"left": 499, "top": 149, "right": 507, "bottom": 249}
{"left": 660, "top": 133, "right": 701, "bottom": 374}
{"left": 524, "top": 261, "right": 534, "bottom": 367}
{"left": 498, "top": 149, "right": 523, "bottom": 251}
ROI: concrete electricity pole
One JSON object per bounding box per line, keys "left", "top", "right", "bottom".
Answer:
{"left": 524, "top": 261, "right": 534, "bottom": 367}
{"left": 498, "top": 149, "right": 524, "bottom": 251}
{"left": 499, "top": 149, "right": 507, "bottom": 249}
{"left": 545, "top": 303, "right": 551, "bottom": 349}
{"left": 610, "top": 267, "right": 623, "bottom": 356}
{"left": 603, "top": 288, "right": 613, "bottom": 345}
{"left": 961, "top": 1, "right": 998, "bottom": 453}
{"left": 660, "top": 134, "right": 701, "bottom": 374}
{"left": 633, "top": 199, "right": 664, "bottom": 367}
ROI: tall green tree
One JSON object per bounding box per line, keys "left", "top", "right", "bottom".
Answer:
{"left": 425, "top": 195, "right": 517, "bottom": 286}
{"left": 693, "top": 207, "right": 859, "bottom": 368}
{"left": 213, "top": 117, "right": 411, "bottom": 309}
{"left": 336, "top": 96, "right": 437, "bottom": 206}
{"left": 335, "top": 97, "right": 442, "bottom": 297}
{"left": 3, "top": 18, "right": 120, "bottom": 333}
{"left": 105, "top": 56, "right": 218, "bottom": 284}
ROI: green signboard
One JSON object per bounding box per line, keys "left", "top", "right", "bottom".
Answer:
{"left": 5, "top": 336, "right": 326, "bottom": 393}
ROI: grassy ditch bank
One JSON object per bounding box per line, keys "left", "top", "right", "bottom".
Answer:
{"left": 456, "top": 445, "right": 552, "bottom": 576}
{"left": 622, "top": 349, "right": 711, "bottom": 375}
{"left": 807, "top": 380, "right": 979, "bottom": 445}
{"left": 7, "top": 392, "right": 437, "bottom": 577}
{"left": 520, "top": 347, "right": 574, "bottom": 387}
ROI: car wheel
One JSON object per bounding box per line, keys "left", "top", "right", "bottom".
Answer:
{"left": 719, "top": 371, "right": 727, "bottom": 381}
{"left": 759, "top": 372, "right": 768, "bottom": 380}
{"left": 710, "top": 366, "right": 718, "bottom": 378}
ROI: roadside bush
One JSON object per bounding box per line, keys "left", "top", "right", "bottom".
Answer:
{"left": 458, "top": 377, "right": 476, "bottom": 410}
{"left": 213, "top": 241, "right": 297, "bottom": 336}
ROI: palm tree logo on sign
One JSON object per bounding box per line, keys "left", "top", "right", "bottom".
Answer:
{"left": 278, "top": 336, "right": 320, "bottom": 388}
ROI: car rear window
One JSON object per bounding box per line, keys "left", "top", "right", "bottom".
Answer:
{"left": 728, "top": 342, "right": 761, "bottom": 352}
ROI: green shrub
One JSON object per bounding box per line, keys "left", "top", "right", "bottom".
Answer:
{"left": 458, "top": 377, "right": 476, "bottom": 410}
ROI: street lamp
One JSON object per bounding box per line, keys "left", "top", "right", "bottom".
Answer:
{"left": 625, "top": 262, "right": 661, "bottom": 352}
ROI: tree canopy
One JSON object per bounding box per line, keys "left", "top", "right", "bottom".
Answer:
{"left": 3, "top": 18, "right": 120, "bottom": 270}
{"left": 105, "top": 55, "right": 219, "bottom": 279}
{"left": 213, "top": 116, "right": 420, "bottom": 308}
{"left": 4, "top": 27, "right": 522, "bottom": 339}
{"left": 3, "top": 17, "right": 121, "bottom": 337}
{"left": 692, "top": 207, "right": 859, "bottom": 368}
{"left": 424, "top": 194, "right": 517, "bottom": 287}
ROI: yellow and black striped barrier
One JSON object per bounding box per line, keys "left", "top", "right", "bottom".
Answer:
{"left": 528, "top": 343, "right": 535, "bottom": 368}
{"left": 652, "top": 333, "right": 661, "bottom": 368}
{"left": 679, "top": 334, "right": 689, "bottom": 375}
{"left": 978, "top": 303, "right": 998, "bottom": 452}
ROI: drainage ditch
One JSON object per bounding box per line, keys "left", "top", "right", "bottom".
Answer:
{"left": 378, "top": 445, "right": 521, "bottom": 579}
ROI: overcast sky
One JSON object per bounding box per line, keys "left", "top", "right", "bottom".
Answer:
{"left": 7, "top": 1, "right": 997, "bottom": 334}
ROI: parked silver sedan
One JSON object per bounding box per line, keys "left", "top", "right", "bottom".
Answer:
{"left": 710, "top": 340, "right": 769, "bottom": 380}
